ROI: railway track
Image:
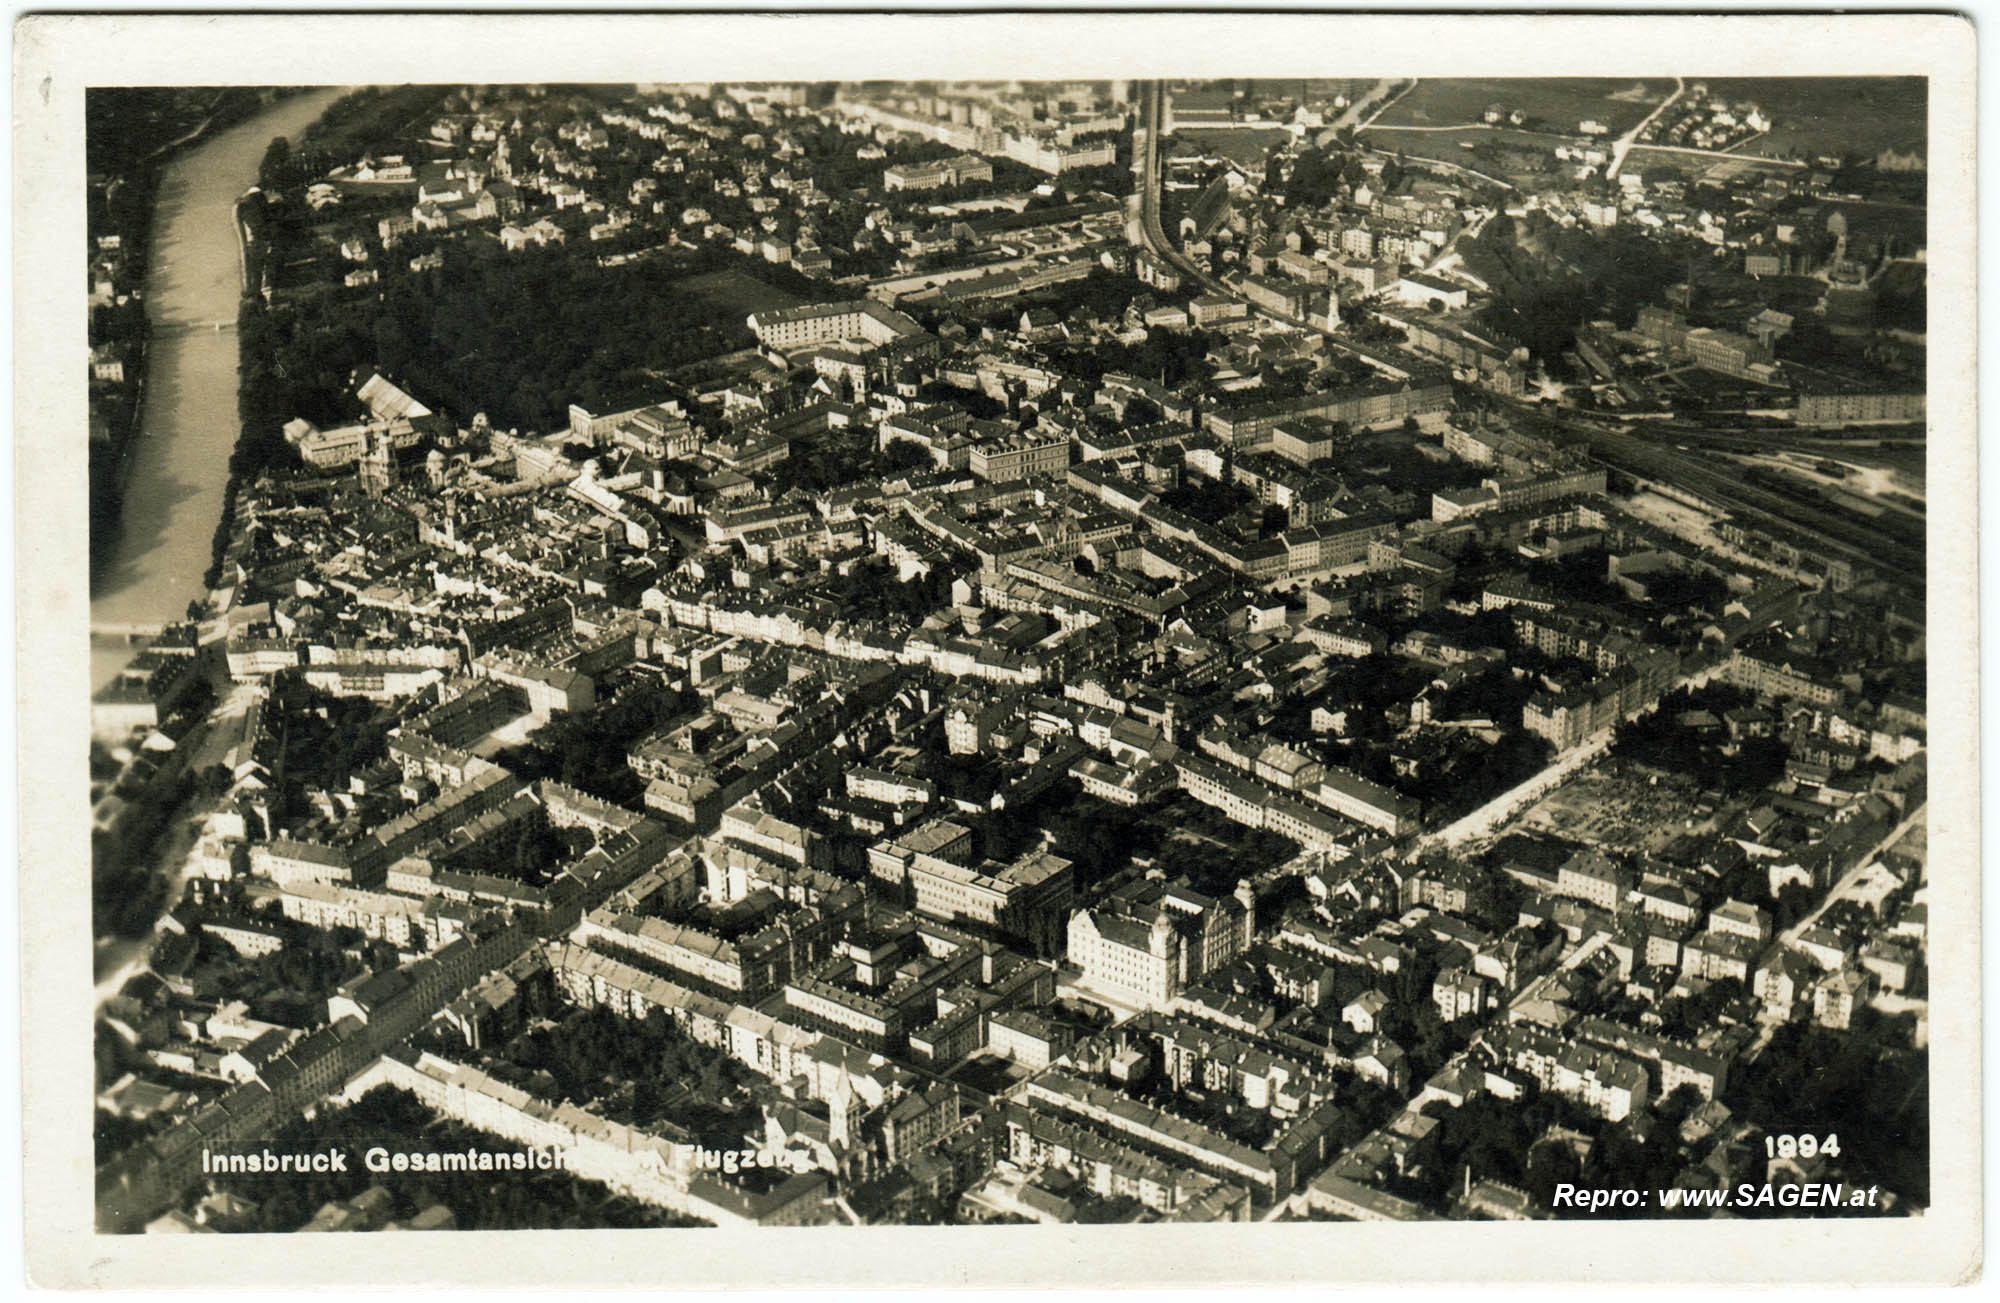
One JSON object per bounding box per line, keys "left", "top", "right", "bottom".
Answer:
{"left": 1586, "top": 431, "right": 1926, "bottom": 581}
{"left": 1131, "top": 84, "right": 1924, "bottom": 589}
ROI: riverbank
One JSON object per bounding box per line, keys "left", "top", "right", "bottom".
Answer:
{"left": 90, "top": 86, "right": 351, "bottom": 694}
{"left": 87, "top": 89, "right": 298, "bottom": 593}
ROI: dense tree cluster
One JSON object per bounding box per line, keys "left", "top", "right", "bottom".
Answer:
{"left": 1279, "top": 146, "right": 1376, "bottom": 210}
{"left": 983, "top": 782, "right": 1301, "bottom": 899}
{"left": 495, "top": 677, "right": 691, "bottom": 807}
{"left": 441, "top": 816, "right": 579, "bottom": 884}
{"left": 263, "top": 675, "right": 401, "bottom": 805}
{"left": 238, "top": 240, "right": 773, "bottom": 439}
{"left": 1157, "top": 477, "right": 1258, "bottom": 526}
{"left": 1043, "top": 321, "right": 1223, "bottom": 389}
{"left": 93, "top": 766, "right": 195, "bottom": 938}
{"left": 1403, "top": 732, "right": 1555, "bottom": 818}
{"left": 1611, "top": 683, "right": 1791, "bottom": 797}
{"left": 257, "top": 86, "right": 452, "bottom": 193}
{"left": 764, "top": 430, "right": 889, "bottom": 496}
{"left": 86, "top": 87, "right": 287, "bottom": 177}
{"left": 1461, "top": 213, "right": 1686, "bottom": 361}
{"left": 1727, "top": 1015, "right": 1928, "bottom": 1209}
{"left": 483, "top": 1006, "right": 765, "bottom": 1141}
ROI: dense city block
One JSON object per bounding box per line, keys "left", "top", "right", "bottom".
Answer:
{"left": 91, "top": 76, "right": 1927, "bottom": 1232}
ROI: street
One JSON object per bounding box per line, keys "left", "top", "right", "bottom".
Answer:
{"left": 1779, "top": 802, "right": 1928, "bottom": 949}
{"left": 1607, "top": 77, "right": 1685, "bottom": 179}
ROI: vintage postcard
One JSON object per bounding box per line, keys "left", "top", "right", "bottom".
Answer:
{"left": 16, "top": 9, "right": 1978, "bottom": 1289}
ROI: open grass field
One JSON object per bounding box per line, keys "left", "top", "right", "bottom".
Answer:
{"left": 1694, "top": 77, "right": 1926, "bottom": 161}
{"left": 680, "top": 267, "right": 810, "bottom": 318}
{"left": 1167, "top": 126, "right": 1292, "bottom": 168}
{"left": 1617, "top": 149, "right": 1804, "bottom": 190}
{"left": 1361, "top": 124, "right": 1589, "bottom": 187}
{"left": 1370, "top": 78, "right": 1675, "bottom": 135}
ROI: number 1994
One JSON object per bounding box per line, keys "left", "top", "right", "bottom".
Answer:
{"left": 1765, "top": 1133, "right": 1840, "bottom": 1159}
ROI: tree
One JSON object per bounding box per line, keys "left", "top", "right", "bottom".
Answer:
{"left": 258, "top": 135, "right": 292, "bottom": 189}
{"left": 1466, "top": 870, "right": 1524, "bottom": 934}
{"left": 1772, "top": 882, "right": 1818, "bottom": 930}
{"left": 1655, "top": 1083, "right": 1704, "bottom": 1131}
{"left": 696, "top": 1052, "right": 729, "bottom": 1106}
{"left": 197, "top": 764, "right": 234, "bottom": 799}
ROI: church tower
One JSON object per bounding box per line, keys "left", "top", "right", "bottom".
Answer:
{"left": 359, "top": 426, "right": 397, "bottom": 497}
{"left": 1234, "top": 879, "right": 1257, "bottom": 953}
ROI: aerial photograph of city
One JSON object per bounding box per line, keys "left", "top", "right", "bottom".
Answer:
{"left": 82, "top": 70, "right": 1933, "bottom": 1238}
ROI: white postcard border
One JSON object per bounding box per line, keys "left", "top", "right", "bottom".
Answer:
{"left": 15, "top": 9, "right": 1978, "bottom": 1288}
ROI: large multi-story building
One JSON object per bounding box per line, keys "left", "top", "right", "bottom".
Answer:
{"left": 473, "top": 652, "right": 595, "bottom": 717}
{"left": 968, "top": 431, "right": 1072, "bottom": 481}
{"left": 1708, "top": 899, "right": 1773, "bottom": 945}
{"left": 882, "top": 153, "right": 994, "bottom": 191}
{"left": 869, "top": 821, "right": 1073, "bottom": 956}
{"left": 1720, "top": 647, "right": 1842, "bottom": 707}
{"left": 1483, "top": 1024, "right": 1650, "bottom": 1122}
{"left": 576, "top": 871, "right": 858, "bottom": 999}
{"left": 289, "top": 417, "right": 422, "bottom": 470}
{"left": 1682, "top": 327, "right": 1771, "bottom": 377}
{"left": 1522, "top": 647, "right": 1681, "bottom": 749}
{"left": 1234, "top": 273, "right": 1310, "bottom": 319}
{"left": 568, "top": 400, "right": 694, "bottom": 455}
{"left": 1554, "top": 848, "right": 1632, "bottom": 912}
{"left": 1682, "top": 931, "right": 1760, "bottom": 984}
{"left": 1442, "top": 424, "right": 1553, "bottom": 475}
{"left": 1433, "top": 968, "right": 1486, "bottom": 1022}
{"left": 1309, "top": 766, "right": 1419, "bottom": 836}
{"left": 1013, "top": 1067, "right": 1342, "bottom": 1206}
{"left": 1067, "top": 878, "right": 1252, "bottom": 1008}
{"left": 1068, "top": 908, "right": 1180, "bottom": 1006}
{"left": 1205, "top": 377, "right": 1452, "bottom": 445}
{"left": 1001, "top": 133, "right": 1115, "bottom": 174}
{"left": 1390, "top": 317, "right": 1527, "bottom": 396}
{"left": 1270, "top": 418, "right": 1347, "bottom": 466}
{"left": 1795, "top": 391, "right": 1925, "bottom": 425}
{"left": 1570, "top": 1016, "right": 1731, "bottom": 1101}
{"left": 1636, "top": 305, "right": 1690, "bottom": 350}
{"left": 1393, "top": 273, "right": 1470, "bottom": 311}
{"left": 1274, "top": 249, "right": 1330, "bottom": 285}
{"left": 1432, "top": 468, "right": 1608, "bottom": 522}
{"left": 907, "top": 851, "right": 1074, "bottom": 956}
{"left": 746, "top": 300, "right": 928, "bottom": 352}
{"left": 1188, "top": 294, "right": 1248, "bottom": 328}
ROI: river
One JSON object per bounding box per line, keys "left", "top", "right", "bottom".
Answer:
{"left": 89, "top": 87, "right": 350, "bottom": 693}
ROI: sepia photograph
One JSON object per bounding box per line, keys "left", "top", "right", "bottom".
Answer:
{"left": 17, "top": 9, "right": 1979, "bottom": 1290}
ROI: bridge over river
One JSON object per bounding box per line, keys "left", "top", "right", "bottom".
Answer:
{"left": 89, "top": 86, "right": 348, "bottom": 694}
